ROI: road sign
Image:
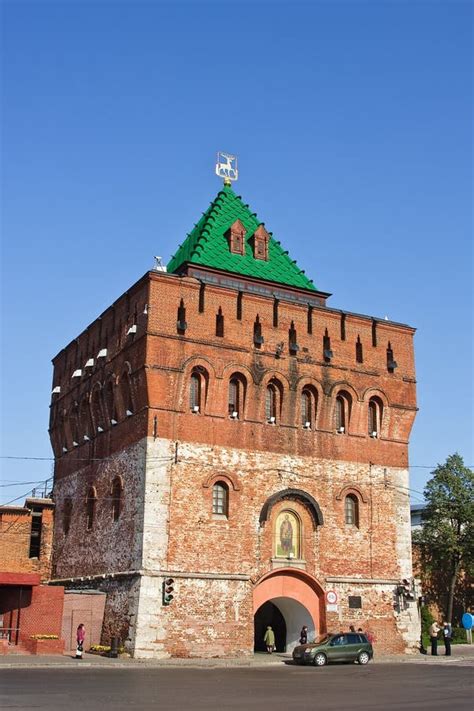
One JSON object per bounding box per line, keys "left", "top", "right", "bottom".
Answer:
{"left": 326, "top": 590, "right": 338, "bottom": 605}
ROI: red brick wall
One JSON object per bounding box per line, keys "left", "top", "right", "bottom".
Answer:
{"left": 49, "top": 270, "right": 418, "bottom": 656}
{"left": 18, "top": 585, "right": 64, "bottom": 643}
{"left": 62, "top": 592, "right": 106, "bottom": 650}
{"left": 0, "top": 584, "right": 64, "bottom": 646}
{"left": 0, "top": 504, "right": 54, "bottom": 580}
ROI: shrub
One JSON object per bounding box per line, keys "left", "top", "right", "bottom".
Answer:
{"left": 89, "top": 644, "right": 125, "bottom": 654}
{"left": 420, "top": 606, "right": 435, "bottom": 639}
{"left": 452, "top": 627, "right": 467, "bottom": 643}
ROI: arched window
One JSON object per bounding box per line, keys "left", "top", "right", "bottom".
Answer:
{"left": 70, "top": 403, "right": 80, "bottom": 446}
{"left": 301, "top": 387, "right": 317, "bottom": 428}
{"left": 265, "top": 379, "right": 282, "bottom": 423}
{"left": 368, "top": 396, "right": 383, "bottom": 437}
{"left": 275, "top": 509, "right": 301, "bottom": 559}
{"left": 63, "top": 498, "right": 72, "bottom": 535}
{"left": 86, "top": 487, "right": 97, "bottom": 530}
{"left": 212, "top": 482, "right": 229, "bottom": 516}
{"left": 92, "top": 387, "right": 104, "bottom": 433}
{"left": 111, "top": 477, "right": 123, "bottom": 522}
{"left": 79, "top": 397, "right": 91, "bottom": 441}
{"left": 335, "top": 391, "right": 351, "bottom": 433}
{"left": 190, "top": 372, "right": 201, "bottom": 412}
{"left": 120, "top": 372, "right": 134, "bottom": 417}
{"left": 105, "top": 379, "right": 118, "bottom": 425}
{"left": 228, "top": 375, "right": 245, "bottom": 418}
{"left": 345, "top": 495, "right": 359, "bottom": 527}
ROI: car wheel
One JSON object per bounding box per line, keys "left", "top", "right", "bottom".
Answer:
{"left": 313, "top": 652, "right": 327, "bottom": 667}
{"left": 357, "top": 651, "right": 370, "bottom": 665}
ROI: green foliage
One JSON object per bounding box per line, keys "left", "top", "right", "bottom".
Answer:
{"left": 414, "top": 454, "right": 474, "bottom": 622}
{"left": 420, "top": 606, "right": 435, "bottom": 639}
{"left": 452, "top": 627, "right": 467, "bottom": 643}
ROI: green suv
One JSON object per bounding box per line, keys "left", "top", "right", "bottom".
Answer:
{"left": 292, "top": 633, "right": 374, "bottom": 667}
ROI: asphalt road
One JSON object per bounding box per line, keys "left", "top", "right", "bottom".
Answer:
{"left": 1, "top": 663, "right": 473, "bottom": 710}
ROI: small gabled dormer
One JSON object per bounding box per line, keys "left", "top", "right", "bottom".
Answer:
{"left": 226, "top": 219, "right": 246, "bottom": 256}
{"left": 252, "top": 224, "right": 270, "bottom": 261}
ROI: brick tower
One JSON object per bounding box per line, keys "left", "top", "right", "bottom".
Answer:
{"left": 49, "top": 180, "right": 419, "bottom": 657}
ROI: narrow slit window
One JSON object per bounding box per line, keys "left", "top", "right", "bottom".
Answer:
{"left": 356, "top": 336, "right": 363, "bottom": 363}
{"left": 86, "top": 488, "right": 97, "bottom": 530}
{"left": 236, "top": 291, "right": 243, "bottom": 320}
{"left": 323, "top": 329, "right": 333, "bottom": 361}
{"left": 387, "top": 342, "right": 397, "bottom": 373}
{"left": 216, "top": 307, "right": 224, "bottom": 337}
{"left": 111, "top": 478, "right": 123, "bottom": 522}
{"left": 63, "top": 498, "right": 72, "bottom": 536}
{"left": 371, "top": 319, "right": 377, "bottom": 347}
{"left": 289, "top": 321, "right": 298, "bottom": 355}
{"left": 177, "top": 299, "right": 187, "bottom": 333}
{"left": 307, "top": 305, "right": 313, "bottom": 335}
{"left": 340, "top": 313, "right": 346, "bottom": 341}
{"left": 198, "top": 283, "right": 205, "bottom": 313}
{"left": 273, "top": 299, "right": 279, "bottom": 327}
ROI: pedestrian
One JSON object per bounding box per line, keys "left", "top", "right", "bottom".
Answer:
{"left": 299, "top": 625, "right": 308, "bottom": 645}
{"left": 429, "top": 620, "right": 441, "bottom": 656}
{"left": 76, "top": 623, "right": 85, "bottom": 659}
{"left": 442, "top": 620, "right": 452, "bottom": 657}
{"left": 349, "top": 625, "right": 356, "bottom": 633}
{"left": 263, "top": 625, "right": 275, "bottom": 654}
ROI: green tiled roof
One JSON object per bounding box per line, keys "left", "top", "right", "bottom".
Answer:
{"left": 167, "top": 185, "right": 316, "bottom": 291}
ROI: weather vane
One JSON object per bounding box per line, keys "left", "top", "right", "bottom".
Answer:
{"left": 215, "top": 152, "right": 238, "bottom": 185}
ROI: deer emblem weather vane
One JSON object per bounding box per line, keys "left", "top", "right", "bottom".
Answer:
{"left": 215, "top": 152, "right": 238, "bottom": 185}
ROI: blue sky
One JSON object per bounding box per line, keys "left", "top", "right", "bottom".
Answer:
{"left": 1, "top": 1, "right": 472, "bottom": 504}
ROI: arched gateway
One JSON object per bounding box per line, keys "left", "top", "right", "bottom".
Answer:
{"left": 253, "top": 569, "right": 326, "bottom": 653}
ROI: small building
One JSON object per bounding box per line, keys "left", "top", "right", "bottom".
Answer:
{"left": 49, "top": 179, "right": 420, "bottom": 657}
{"left": 0, "top": 498, "right": 65, "bottom": 654}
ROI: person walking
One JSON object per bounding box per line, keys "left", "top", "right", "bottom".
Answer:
{"left": 263, "top": 625, "right": 275, "bottom": 654}
{"left": 299, "top": 626, "right": 308, "bottom": 645}
{"left": 75, "top": 623, "right": 86, "bottom": 659}
{"left": 442, "top": 621, "right": 452, "bottom": 656}
{"left": 429, "top": 620, "right": 441, "bottom": 656}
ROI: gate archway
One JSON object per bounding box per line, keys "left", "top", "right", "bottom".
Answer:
{"left": 253, "top": 569, "right": 326, "bottom": 653}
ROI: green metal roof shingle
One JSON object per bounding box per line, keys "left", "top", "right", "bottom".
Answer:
{"left": 167, "top": 185, "right": 316, "bottom": 291}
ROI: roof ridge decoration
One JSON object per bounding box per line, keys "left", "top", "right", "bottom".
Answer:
{"left": 167, "top": 185, "right": 317, "bottom": 291}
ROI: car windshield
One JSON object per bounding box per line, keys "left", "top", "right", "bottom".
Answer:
{"left": 313, "top": 634, "right": 330, "bottom": 644}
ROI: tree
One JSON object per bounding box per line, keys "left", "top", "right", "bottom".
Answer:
{"left": 414, "top": 454, "right": 474, "bottom": 623}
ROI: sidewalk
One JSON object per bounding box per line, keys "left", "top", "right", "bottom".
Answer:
{"left": 0, "top": 645, "right": 473, "bottom": 670}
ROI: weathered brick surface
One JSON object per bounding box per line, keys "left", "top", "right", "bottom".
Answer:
{"left": 49, "top": 269, "right": 419, "bottom": 657}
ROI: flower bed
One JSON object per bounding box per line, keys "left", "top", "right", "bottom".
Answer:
{"left": 23, "top": 636, "right": 65, "bottom": 655}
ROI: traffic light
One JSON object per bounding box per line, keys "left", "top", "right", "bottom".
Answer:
{"left": 162, "top": 578, "right": 174, "bottom": 605}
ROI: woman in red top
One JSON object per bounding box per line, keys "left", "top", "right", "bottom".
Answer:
{"left": 76, "top": 624, "right": 85, "bottom": 659}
